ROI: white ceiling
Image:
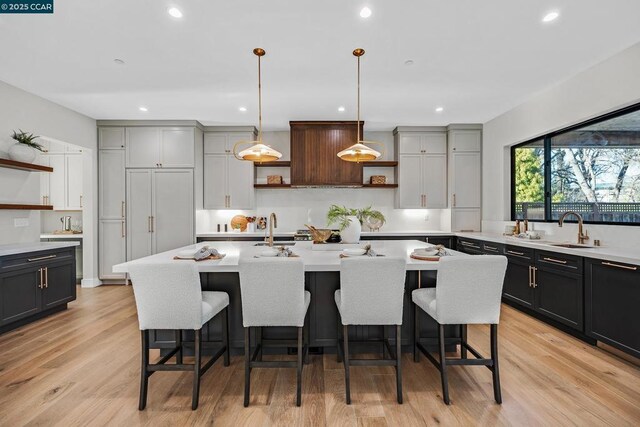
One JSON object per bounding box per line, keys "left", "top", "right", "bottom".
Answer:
{"left": 1, "top": 0, "right": 640, "bottom": 130}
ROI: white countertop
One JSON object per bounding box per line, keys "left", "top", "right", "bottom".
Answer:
{"left": 457, "top": 232, "right": 640, "bottom": 266}
{"left": 113, "top": 240, "right": 464, "bottom": 273}
{"left": 40, "top": 233, "right": 83, "bottom": 239}
{"left": 197, "top": 230, "right": 453, "bottom": 238}
{"left": 0, "top": 241, "right": 80, "bottom": 257}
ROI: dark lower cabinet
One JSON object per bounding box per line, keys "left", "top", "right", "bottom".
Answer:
{"left": 586, "top": 258, "right": 640, "bottom": 358}
{"left": 503, "top": 258, "right": 535, "bottom": 309}
{"left": 456, "top": 237, "right": 483, "bottom": 254}
{"left": 0, "top": 247, "right": 76, "bottom": 333}
{"left": 535, "top": 266, "right": 583, "bottom": 330}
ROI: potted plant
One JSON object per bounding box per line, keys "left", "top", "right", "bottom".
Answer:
{"left": 8, "top": 130, "right": 45, "bottom": 163}
{"left": 327, "top": 205, "right": 386, "bottom": 243}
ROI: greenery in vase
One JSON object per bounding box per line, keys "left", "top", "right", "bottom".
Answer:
{"left": 11, "top": 130, "right": 45, "bottom": 152}
{"left": 326, "top": 204, "right": 386, "bottom": 231}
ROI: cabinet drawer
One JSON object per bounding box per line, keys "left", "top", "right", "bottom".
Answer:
{"left": 482, "top": 242, "right": 504, "bottom": 254}
{"left": 457, "top": 238, "right": 482, "bottom": 251}
{"left": 0, "top": 249, "right": 74, "bottom": 272}
{"left": 536, "top": 250, "right": 583, "bottom": 274}
{"left": 504, "top": 245, "right": 534, "bottom": 260}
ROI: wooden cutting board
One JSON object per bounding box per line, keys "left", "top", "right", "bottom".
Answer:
{"left": 230, "top": 215, "right": 248, "bottom": 232}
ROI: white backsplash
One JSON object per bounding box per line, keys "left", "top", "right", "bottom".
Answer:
{"left": 41, "top": 210, "right": 83, "bottom": 234}
{"left": 197, "top": 188, "right": 448, "bottom": 233}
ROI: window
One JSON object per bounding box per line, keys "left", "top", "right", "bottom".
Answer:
{"left": 512, "top": 104, "right": 640, "bottom": 224}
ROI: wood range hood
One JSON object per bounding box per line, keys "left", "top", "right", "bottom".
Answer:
{"left": 289, "top": 121, "right": 364, "bottom": 187}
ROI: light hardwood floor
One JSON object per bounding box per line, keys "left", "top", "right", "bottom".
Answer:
{"left": 1, "top": 286, "right": 639, "bottom": 426}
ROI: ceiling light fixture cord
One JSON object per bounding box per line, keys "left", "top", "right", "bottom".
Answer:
{"left": 257, "top": 49, "right": 262, "bottom": 143}
{"left": 357, "top": 51, "right": 360, "bottom": 143}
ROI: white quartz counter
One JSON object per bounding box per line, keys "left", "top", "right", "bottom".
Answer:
{"left": 457, "top": 232, "right": 640, "bottom": 266}
{"left": 196, "top": 230, "right": 454, "bottom": 238}
{"left": 113, "top": 240, "right": 464, "bottom": 273}
{"left": 0, "top": 241, "right": 80, "bottom": 257}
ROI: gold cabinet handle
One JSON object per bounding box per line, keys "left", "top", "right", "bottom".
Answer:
{"left": 80, "top": 195, "right": 83, "bottom": 208}
{"left": 484, "top": 245, "right": 498, "bottom": 251}
{"left": 461, "top": 241, "right": 480, "bottom": 249}
{"left": 528, "top": 265, "right": 532, "bottom": 288}
{"left": 44, "top": 267, "right": 48, "bottom": 288}
{"left": 506, "top": 250, "right": 525, "bottom": 256}
{"left": 601, "top": 261, "right": 637, "bottom": 271}
{"left": 148, "top": 216, "right": 151, "bottom": 233}
{"left": 453, "top": 194, "right": 456, "bottom": 207}
{"left": 151, "top": 216, "right": 154, "bottom": 232}
{"left": 38, "top": 268, "right": 43, "bottom": 289}
{"left": 28, "top": 254, "right": 57, "bottom": 262}
{"left": 121, "top": 220, "right": 126, "bottom": 238}
{"left": 121, "top": 201, "right": 125, "bottom": 218}
{"left": 543, "top": 257, "right": 567, "bottom": 265}
{"left": 532, "top": 267, "right": 537, "bottom": 288}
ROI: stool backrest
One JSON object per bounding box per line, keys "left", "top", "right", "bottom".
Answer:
{"left": 128, "top": 262, "right": 204, "bottom": 330}
{"left": 238, "top": 257, "right": 306, "bottom": 327}
{"left": 436, "top": 255, "right": 508, "bottom": 324}
{"left": 339, "top": 257, "right": 407, "bottom": 325}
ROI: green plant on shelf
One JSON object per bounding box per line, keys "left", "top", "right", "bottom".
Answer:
{"left": 11, "top": 130, "right": 45, "bottom": 152}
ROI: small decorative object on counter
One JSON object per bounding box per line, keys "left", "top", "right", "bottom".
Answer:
{"left": 257, "top": 216, "right": 267, "bottom": 230}
{"left": 305, "top": 224, "right": 333, "bottom": 243}
{"left": 217, "top": 224, "right": 221, "bottom": 232}
{"left": 246, "top": 216, "right": 257, "bottom": 232}
{"left": 8, "top": 129, "right": 45, "bottom": 163}
{"left": 370, "top": 175, "right": 386, "bottom": 185}
{"left": 267, "top": 175, "right": 283, "bottom": 184}
{"left": 326, "top": 205, "right": 386, "bottom": 241}
{"left": 231, "top": 215, "right": 248, "bottom": 232}
{"left": 224, "top": 224, "right": 228, "bottom": 232}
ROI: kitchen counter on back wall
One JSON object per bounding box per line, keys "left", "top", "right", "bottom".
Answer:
{"left": 196, "top": 230, "right": 454, "bottom": 238}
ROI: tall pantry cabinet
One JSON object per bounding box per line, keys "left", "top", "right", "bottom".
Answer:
{"left": 97, "top": 123, "right": 201, "bottom": 281}
{"left": 448, "top": 125, "right": 482, "bottom": 231}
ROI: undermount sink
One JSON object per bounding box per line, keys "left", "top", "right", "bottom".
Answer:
{"left": 547, "top": 243, "right": 598, "bottom": 249}
{"left": 253, "top": 241, "right": 297, "bottom": 246}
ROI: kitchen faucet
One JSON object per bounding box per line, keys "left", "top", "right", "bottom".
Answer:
{"left": 268, "top": 212, "right": 278, "bottom": 247}
{"left": 558, "top": 211, "right": 589, "bottom": 244}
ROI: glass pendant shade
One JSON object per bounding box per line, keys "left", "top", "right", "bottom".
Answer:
{"left": 233, "top": 48, "right": 283, "bottom": 163}
{"left": 338, "top": 48, "right": 382, "bottom": 163}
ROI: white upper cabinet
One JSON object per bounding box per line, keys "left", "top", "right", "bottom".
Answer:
{"left": 227, "top": 156, "right": 255, "bottom": 209}
{"left": 203, "top": 155, "right": 228, "bottom": 209}
{"left": 47, "top": 154, "right": 66, "bottom": 210}
{"left": 159, "top": 128, "right": 195, "bottom": 167}
{"left": 448, "top": 127, "right": 482, "bottom": 231}
{"left": 99, "top": 127, "right": 125, "bottom": 150}
{"left": 65, "top": 154, "right": 83, "bottom": 210}
{"left": 450, "top": 130, "right": 481, "bottom": 152}
{"left": 395, "top": 129, "right": 448, "bottom": 209}
{"left": 204, "top": 132, "right": 254, "bottom": 154}
{"left": 450, "top": 151, "right": 481, "bottom": 208}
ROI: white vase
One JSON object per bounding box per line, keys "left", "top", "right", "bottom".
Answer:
{"left": 340, "top": 216, "right": 361, "bottom": 244}
{"left": 247, "top": 223, "right": 256, "bottom": 233}
{"left": 8, "top": 143, "right": 37, "bottom": 163}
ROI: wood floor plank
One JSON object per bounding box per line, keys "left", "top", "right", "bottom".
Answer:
{"left": 0, "top": 286, "right": 638, "bottom": 426}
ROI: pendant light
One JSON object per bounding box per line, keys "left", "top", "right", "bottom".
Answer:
{"left": 233, "top": 48, "right": 283, "bottom": 163}
{"left": 337, "top": 48, "right": 383, "bottom": 163}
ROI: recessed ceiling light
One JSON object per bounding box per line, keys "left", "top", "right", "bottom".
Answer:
{"left": 238, "top": 106, "right": 247, "bottom": 112}
{"left": 167, "top": 7, "right": 183, "bottom": 18}
{"left": 338, "top": 106, "right": 345, "bottom": 112}
{"left": 542, "top": 11, "right": 559, "bottom": 22}
{"left": 360, "top": 7, "right": 372, "bottom": 18}
{"left": 139, "top": 106, "right": 148, "bottom": 112}
{"left": 435, "top": 107, "right": 444, "bottom": 113}
{"left": 113, "top": 58, "right": 125, "bottom": 65}
{"left": 404, "top": 60, "right": 414, "bottom": 66}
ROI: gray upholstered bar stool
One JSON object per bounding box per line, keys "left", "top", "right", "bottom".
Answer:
{"left": 128, "top": 262, "right": 230, "bottom": 411}
{"left": 335, "top": 257, "right": 407, "bottom": 404}
{"left": 412, "top": 255, "right": 507, "bottom": 405}
{"left": 238, "top": 257, "right": 310, "bottom": 407}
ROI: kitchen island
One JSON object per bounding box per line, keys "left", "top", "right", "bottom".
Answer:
{"left": 113, "top": 240, "right": 466, "bottom": 354}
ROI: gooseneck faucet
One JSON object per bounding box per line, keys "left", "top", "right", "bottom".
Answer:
{"left": 268, "top": 212, "right": 278, "bottom": 247}
{"left": 558, "top": 211, "right": 589, "bottom": 244}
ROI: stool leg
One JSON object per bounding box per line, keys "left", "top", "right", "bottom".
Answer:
{"left": 296, "top": 326, "right": 303, "bottom": 407}
{"left": 244, "top": 327, "right": 251, "bottom": 407}
{"left": 491, "top": 324, "right": 502, "bottom": 404}
{"left": 336, "top": 320, "right": 342, "bottom": 363}
{"left": 438, "top": 324, "right": 450, "bottom": 405}
{"left": 383, "top": 325, "right": 389, "bottom": 359}
{"left": 461, "top": 324, "right": 468, "bottom": 359}
{"left": 257, "top": 327, "right": 263, "bottom": 362}
{"left": 396, "top": 325, "right": 403, "bottom": 404}
{"left": 192, "top": 328, "right": 202, "bottom": 410}
{"left": 413, "top": 304, "right": 420, "bottom": 363}
{"left": 222, "top": 307, "right": 230, "bottom": 367}
{"left": 138, "top": 330, "right": 149, "bottom": 411}
{"left": 176, "top": 330, "right": 183, "bottom": 365}
{"left": 344, "top": 325, "right": 351, "bottom": 404}
{"left": 304, "top": 312, "right": 310, "bottom": 365}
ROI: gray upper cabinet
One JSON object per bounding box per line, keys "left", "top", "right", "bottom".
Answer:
{"left": 125, "top": 127, "right": 195, "bottom": 168}
{"left": 99, "top": 127, "right": 126, "bottom": 150}
{"left": 448, "top": 126, "right": 482, "bottom": 231}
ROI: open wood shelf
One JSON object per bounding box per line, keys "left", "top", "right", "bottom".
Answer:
{"left": 0, "top": 158, "right": 53, "bottom": 172}
{"left": 361, "top": 161, "right": 398, "bottom": 167}
{"left": 0, "top": 204, "right": 54, "bottom": 210}
{"left": 254, "top": 161, "right": 291, "bottom": 168}
{"left": 254, "top": 184, "right": 292, "bottom": 188}
{"left": 361, "top": 184, "right": 398, "bottom": 188}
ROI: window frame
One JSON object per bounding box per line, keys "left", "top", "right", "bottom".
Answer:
{"left": 511, "top": 101, "right": 640, "bottom": 226}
